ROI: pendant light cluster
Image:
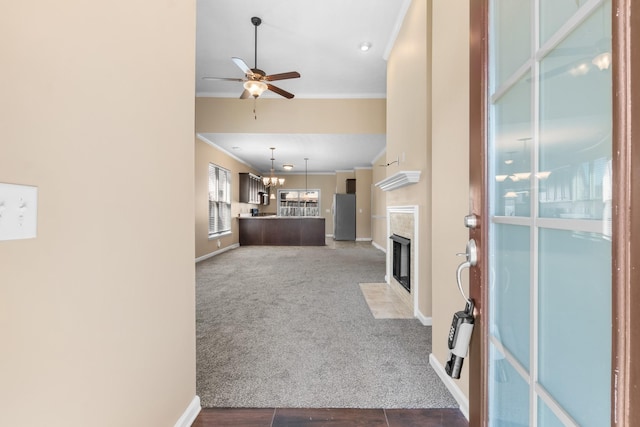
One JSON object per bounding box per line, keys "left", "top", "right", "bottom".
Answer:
{"left": 304, "top": 157, "right": 310, "bottom": 194}
{"left": 263, "top": 147, "right": 285, "bottom": 188}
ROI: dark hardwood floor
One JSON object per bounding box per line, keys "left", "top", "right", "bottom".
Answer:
{"left": 193, "top": 407, "right": 468, "bottom": 427}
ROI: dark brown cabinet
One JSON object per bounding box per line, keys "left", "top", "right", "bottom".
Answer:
{"left": 346, "top": 178, "right": 356, "bottom": 194}
{"left": 239, "top": 173, "right": 267, "bottom": 204}
{"left": 239, "top": 218, "right": 326, "bottom": 246}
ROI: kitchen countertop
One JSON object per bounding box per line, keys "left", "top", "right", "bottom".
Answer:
{"left": 238, "top": 216, "right": 323, "bottom": 219}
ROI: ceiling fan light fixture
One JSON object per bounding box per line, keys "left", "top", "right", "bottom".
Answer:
{"left": 244, "top": 80, "right": 267, "bottom": 98}
{"left": 203, "top": 16, "right": 300, "bottom": 100}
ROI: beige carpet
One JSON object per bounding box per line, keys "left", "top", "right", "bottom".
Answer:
{"left": 197, "top": 245, "right": 458, "bottom": 408}
{"left": 359, "top": 283, "right": 413, "bottom": 319}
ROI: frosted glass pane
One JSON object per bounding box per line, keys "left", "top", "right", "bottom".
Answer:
{"left": 490, "top": 75, "right": 532, "bottom": 217}
{"left": 490, "top": 0, "right": 531, "bottom": 90}
{"left": 539, "top": 2, "right": 612, "bottom": 221}
{"left": 537, "top": 399, "right": 565, "bottom": 427}
{"left": 538, "top": 228, "right": 611, "bottom": 427}
{"left": 490, "top": 224, "right": 530, "bottom": 369}
{"left": 489, "top": 343, "right": 529, "bottom": 427}
{"left": 540, "top": 0, "right": 591, "bottom": 45}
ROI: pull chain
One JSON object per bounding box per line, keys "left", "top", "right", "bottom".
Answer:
{"left": 253, "top": 97, "right": 257, "bottom": 120}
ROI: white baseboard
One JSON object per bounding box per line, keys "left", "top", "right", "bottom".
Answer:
{"left": 174, "top": 395, "right": 201, "bottom": 427}
{"left": 356, "top": 237, "right": 372, "bottom": 242}
{"left": 429, "top": 353, "right": 469, "bottom": 420}
{"left": 371, "top": 241, "right": 386, "bottom": 253}
{"left": 416, "top": 310, "right": 432, "bottom": 326}
{"left": 195, "top": 243, "right": 239, "bottom": 263}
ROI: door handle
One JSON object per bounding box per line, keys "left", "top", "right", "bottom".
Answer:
{"left": 456, "top": 238, "right": 478, "bottom": 267}
{"left": 456, "top": 239, "right": 477, "bottom": 303}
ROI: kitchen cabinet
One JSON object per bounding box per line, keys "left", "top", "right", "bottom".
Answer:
{"left": 239, "top": 173, "right": 267, "bottom": 204}
{"left": 238, "top": 217, "right": 326, "bottom": 246}
{"left": 346, "top": 178, "right": 356, "bottom": 194}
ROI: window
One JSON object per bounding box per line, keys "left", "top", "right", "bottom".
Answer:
{"left": 208, "top": 163, "right": 231, "bottom": 236}
{"left": 277, "top": 189, "right": 320, "bottom": 217}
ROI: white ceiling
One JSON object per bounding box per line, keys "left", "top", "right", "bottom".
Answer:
{"left": 195, "top": 0, "right": 410, "bottom": 174}
{"left": 198, "top": 133, "right": 387, "bottom": 174}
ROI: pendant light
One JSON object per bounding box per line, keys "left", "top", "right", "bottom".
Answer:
{"left": 304, "top": 158, "right": 310, "bottom": 194}
{"left": 262, "top": 147, "right": 285, "bottom": 188}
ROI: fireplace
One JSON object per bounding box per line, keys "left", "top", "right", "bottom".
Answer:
{"left": 390, "top": 234, "right": 411, "bottom": 293}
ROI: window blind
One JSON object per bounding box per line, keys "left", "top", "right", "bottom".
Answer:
{"left": 208, "top": 163, "right": 231, "bottom": 236}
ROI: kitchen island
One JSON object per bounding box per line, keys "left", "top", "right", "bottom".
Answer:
{"left": 238, "top": 216, "right": 326, "bottom": 246}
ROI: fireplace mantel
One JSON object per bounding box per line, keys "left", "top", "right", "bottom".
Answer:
{"left": 375, "top": 171, "right": 421, "bottom": 191}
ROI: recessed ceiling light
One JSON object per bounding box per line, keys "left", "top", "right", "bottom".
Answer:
{"left": 359, "top": 42, "right": 372, "bottom": 52}
{"left": 283, "top": 164, "right": 294, "bottom": 170}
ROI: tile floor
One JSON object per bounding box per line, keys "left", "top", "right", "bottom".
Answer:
{"left": 359, "top": 282, "right": 413, "bottom": 319}
{"left": 193, "top": 407, "right": 468, "bottom": 427}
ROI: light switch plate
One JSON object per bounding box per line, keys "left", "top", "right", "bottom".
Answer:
{"left": 0, "top": 183, "right": 38, "bottom": 241}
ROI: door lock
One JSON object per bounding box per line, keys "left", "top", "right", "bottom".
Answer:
{"left": 464, "top": 214, "right": 478, "bottom": 229}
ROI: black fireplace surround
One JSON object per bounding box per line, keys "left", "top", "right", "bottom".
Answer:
{"left": 390, "top": 234, "right": 411, "bottom": 292}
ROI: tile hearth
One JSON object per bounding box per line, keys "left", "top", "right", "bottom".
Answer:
{"left": 359, "top": 283, "right": 413, "bottom": 319}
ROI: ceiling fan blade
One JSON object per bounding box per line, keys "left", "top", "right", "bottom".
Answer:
{"left": 202, "top": 76, "right": 245, "bottom": 82}
{"left": 264, "top": 71, "right": 301, "bottom": 82}
{"left": 232, "top": 57, "right": 254, "bottom": 76}
{"left": 239, "top": 89, "right": 252, "bottom": 99}
{"left": 267, "top": 84, "right": 295, "bottom": 99}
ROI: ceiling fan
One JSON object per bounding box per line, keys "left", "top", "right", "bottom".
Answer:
{"left": 202, "top": 16, "right": 300, "bottom": 99}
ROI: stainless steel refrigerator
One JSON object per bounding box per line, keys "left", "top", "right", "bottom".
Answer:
{"left": 333, "top": 193, "right": 356, "bottom": 240}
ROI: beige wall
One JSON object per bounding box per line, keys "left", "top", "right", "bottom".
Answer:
{"left": 385, "top": 0, "right": 433, "bottom": 316}
{"left": 1, "top": 1, "right": 196, "bottom": 426}
{"left": 430, "top": 0, "right": 471, "bottom": 398}
{"left": 195, "top": 138, "right": 264, "bottom": 258}
{"left": 196, "top": 98, "right": 386, "bottom": 134}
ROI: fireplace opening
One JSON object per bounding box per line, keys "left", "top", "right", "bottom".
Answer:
{"left": 390, "top": 234, "right": 411, "bottom": 293}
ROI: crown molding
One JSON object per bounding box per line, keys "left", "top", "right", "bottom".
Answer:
{"left": 375, "top": 171, "right": 421, "bottom": 191}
